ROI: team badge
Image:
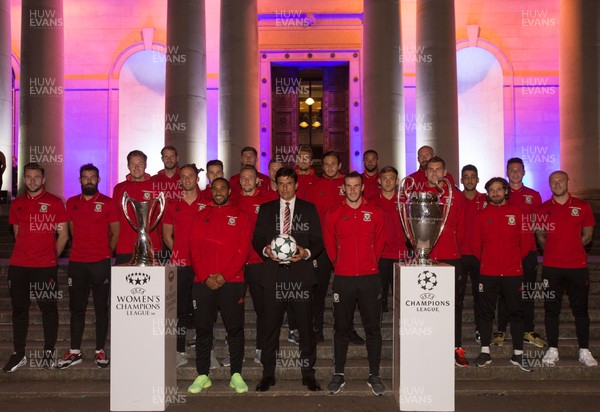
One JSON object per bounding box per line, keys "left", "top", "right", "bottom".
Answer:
{"left": 338, "top": 186, "right": 344, "bottom": 196}
{"left": 192, "top": 299, "right": 197, "bottom": 310}
{"left": 333, "top": 293, "right": 340, "bottom": 303}
{"left": 524, "top": 195, "right": 532, "bottom": 204}
{"left": 478, "top": 283, "right": 484, "bottom": 293}
{"left": 363, "top": 212, "right": 372, "bottom": 222}
{"left": 68, "top": 277, "right": 72, "bottom": 287}
{"left": 39, "top": 203, "right": 49, "bottom": 213}
{"left": 198, "top": 203, "right": 206, "bottom": 211}
{"left": 143, "top": 192, "right": 151, "bottom": 200}
{"left": 571, "top": 208, "right": 580, "bottom": 216}
{"left": 228, "top": 216, "right": 237, "bottom": 226}
{"left": 507, "top": 215, "right": 516, "bottom": 225}
{"left": 94, "top": 203, "right": 103, "bottom": 212}
{"left": 255, "top": 205, "right": 260, "bottom": 214}
{"left": 257, "top": 177, "right": 264, "bottom": 187}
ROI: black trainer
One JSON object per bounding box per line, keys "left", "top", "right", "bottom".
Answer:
{"left": 510, "top": 354, "right": 534, "bottom": 372}
{"left": 367, "top": 375, "right": 385, "bottom": 396}
{"left": 327, "top": 374, "right": 345, "bottom": 395}
{"left": 3, "top": 352, "right": 26, "bottom": 373}
{"left": 474, "top": 352, "right": 492, "bottom": 367}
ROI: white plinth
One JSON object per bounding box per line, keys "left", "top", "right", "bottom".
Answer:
{"left": 110, "top": 266, "right": 177, "bottom": 411}
{"left": 393, "top": 263, "right": 455, "bottom": 411}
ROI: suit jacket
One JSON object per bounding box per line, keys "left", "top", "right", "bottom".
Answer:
{"left": 252, "top": 197, "right": 323, "bottom": 290}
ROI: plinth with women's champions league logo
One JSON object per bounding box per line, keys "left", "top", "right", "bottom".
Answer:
{"left": 393, "top": 178, "right": 455, "bottom": 411}
{"left": 111, "top": 192, "right": 178, "bottom": 411}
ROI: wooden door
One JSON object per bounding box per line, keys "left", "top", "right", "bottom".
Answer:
{"left": 322, "top": 65, "right": 349, "bottom": 171}
{"left": 271, "top": 66, "right": 299, "bottom": 166}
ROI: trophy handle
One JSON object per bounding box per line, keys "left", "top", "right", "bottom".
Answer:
{"left": 435, "top": 178, "right": 453, "bottom": 244}
{"left": 121, "top": 192, "right": 137, "bottom": 230}
{"left": 148, "top": 192, "right": 166, "bottom": 232}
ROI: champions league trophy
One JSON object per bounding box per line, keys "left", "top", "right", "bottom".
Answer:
{"left": 398, "top": 177, "right": 452, "bottom": 265}
{"left": 121, "top": 191, "right": 165, "bottom": 266}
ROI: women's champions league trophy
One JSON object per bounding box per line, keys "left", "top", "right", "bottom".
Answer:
{"left": 121, "top": 191, "right": 166, "bottom": 266}
{"left": 398, "top": 177, "right": 452, "bottom": 265}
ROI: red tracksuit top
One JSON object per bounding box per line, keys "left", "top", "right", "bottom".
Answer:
{"left": 232, "top": 189, "right": 270, "bottom": 265}
{"left": 460, "top": 191, "right": 488, "bottom": 256}
{"left": 190, "top": 202, "right": 251, "bottom": 283}
{"left": 324, "top": 199, "right": 385, "bottom": 276}
{"left": 507, "top": 185, "right": 542, "bottom": 253}
{"left": 361, "top": 172, "right": 380, "bottom": 201}
{"left": 472, "top": 203, "right": 529, "bottom": 276}
{"left": 370, "top": 192, "right": 408, "bottom": 260}
{"left": 309, "top": 174, "right": 345, "bottom": 229}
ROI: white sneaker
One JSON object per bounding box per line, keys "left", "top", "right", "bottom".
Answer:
{"left": 210, "top": 350, "right": 219, "bottom": 369}
{"left": 579, "top": 349, "right": 598, "bottom": 367}
{"left": 176, "top": 352, "right": 188, "bottom": 368}
{"left": 542, "top": 347, "right": 559, "bottom": 366}
{"left": 254, "top": 349, "right": 262, "bottom": 365}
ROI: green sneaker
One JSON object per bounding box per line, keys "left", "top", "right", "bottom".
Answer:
{"left": 188, "top": 374, "right": 212, "bottom": 394}
{"left": 229, "top": 372, "right": 248, "bottom": 394}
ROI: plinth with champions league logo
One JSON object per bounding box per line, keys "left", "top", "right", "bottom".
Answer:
{"left": 110, "top": 192, "right": 178, "bottom": 411}
{"left": 393, "top": 178, "right": 455, "bottom": 411}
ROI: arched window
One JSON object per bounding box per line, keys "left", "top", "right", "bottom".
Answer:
{"left": 456, "top": 47, "right": 504, "bottom": 184}
{"left": 117, "top": 50, "right": 166, "bottom": 182}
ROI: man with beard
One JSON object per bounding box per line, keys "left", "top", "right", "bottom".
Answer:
{"left": 228, "top": 147, "right": 269, "bottom": 194}
{"left": 324, "top": 172, "right": 385, "bottom": 396}
{"left": 406, "top": 145, "right": 455, "bottom": 190}
{"left": 473, "top": 177, "right": 532, "bottom": 372}
{"left": 3, "top": 163, "right": 69, "bottom": 373}
{"left": 57, "top": 164, "right": 119, "bottom": 370}
{"left": 361, "top": 150, "right": 380, "bottom": 200}
{"left": 152, "top": 145, "right": 181, "bottom": 201}
{"left": 188, "top": 178, "right": 251, "bottom": 394}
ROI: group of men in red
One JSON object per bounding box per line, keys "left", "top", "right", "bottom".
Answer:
{"left": 3, "top": 143, "right": 596, "bottom": 397}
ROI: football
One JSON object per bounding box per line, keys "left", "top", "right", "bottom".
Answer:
{"left": 270, "top": 234, "right": 298, "bottom": 261}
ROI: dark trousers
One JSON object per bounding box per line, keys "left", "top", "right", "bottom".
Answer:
{"left": 498, "top": 251, "right": 537, "bottom": 332}
{"left": 261, "top": 267, "right": 316, "bottom": 379}
{"left": 332, "top": 274, "right": 382, "bottom": 376}
{"left": 378, "top": 258, "right": 395, "bottom": 305}
{"left": 479, "top": 275, "right": 524, "bottom": 350}
{"left": 67, "top": 259, "right": 110, "bottom": 350}
{"left": 176, "top": 266, "right": 195, "bottom": 352}
{"left": 245, "top": 263, "right": 266, "bottom": 350}
{"left": 543, "top": 266, "right": 590, "bottom": 348}
{"left": 193, "top": 281, "right": 245, "bottom": 376}
{"left": 312, "top": 252, "right": 332, "bottom": 333}
{"left": 440, "top": 259, "right": 466, "bottom": 348}
{"left": 8, "top": 266, "right": 59, "bottom": 353}
{"left": 460, "top": 254, "right": 482, "bottom": 332}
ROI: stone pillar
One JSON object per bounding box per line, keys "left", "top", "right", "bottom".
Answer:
{"left": 219, "top": 0, "right": 259, "bottom": 177}
{"left": 0, "top": 0, "right": 12, "bottom": 198}
{"left": 415, "top": 0, "right": 459, "bottom": 178}
{"left": 559, "top": 0, "right": 600, "bottom": 196}
{"left": 19, "top": 0, "right": 64, "bottom": 196}
{"left": 165, "top": 0, "right": 206, "bottom": 168}
{"left": 363, "top": 0, "right": 404, "bottom": 173}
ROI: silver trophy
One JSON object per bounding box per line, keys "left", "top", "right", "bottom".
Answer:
{"left": 121, "top": 191, "right": 166, "bottom": 266}
{"left": 398, "top": 177, "right": 452, "bottom": 264}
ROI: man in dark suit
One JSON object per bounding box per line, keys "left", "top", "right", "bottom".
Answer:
{"left": 252, "top": 167, "right": 324, "bottom": 392}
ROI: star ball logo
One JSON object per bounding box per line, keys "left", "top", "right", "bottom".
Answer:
{"left": 126, "top": 272, "right": 151, "bottom": 286}
{"left": 405, "top": 270, "right": 450, "bottom": 312}
{"left": 417, "top": 270, "right": 437, "bottom": 291}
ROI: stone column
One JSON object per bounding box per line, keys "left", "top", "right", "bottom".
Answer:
{"left": 363, "top": 0, "right": 404, "bottom": 173}
{"left": 559, "top": 0, "right": 600, "bottom": 196}
{"left": 0, "top": 0, "right": 11, "bottom": 198}
{"left": 219, "top": 0, "right": 259, "bottom": 177}
{"left": 165, "top": 0, "right": 206, "bottom": 168}
{"left": 415, "top": 0, "right": 459, "bottom": 178}
{"left": 20, "top": 0, "right": 64, "bottom": 196}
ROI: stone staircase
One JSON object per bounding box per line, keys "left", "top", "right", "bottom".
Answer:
{"left": 1, "top": 209, "right": 600, "bottom": 394}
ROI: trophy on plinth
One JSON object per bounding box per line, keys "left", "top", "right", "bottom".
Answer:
{"left": 121, "top": 191, "right": 166, "bottom": 266}
{"left": 398, "top": 177, "right": 452, "bottom": 265}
